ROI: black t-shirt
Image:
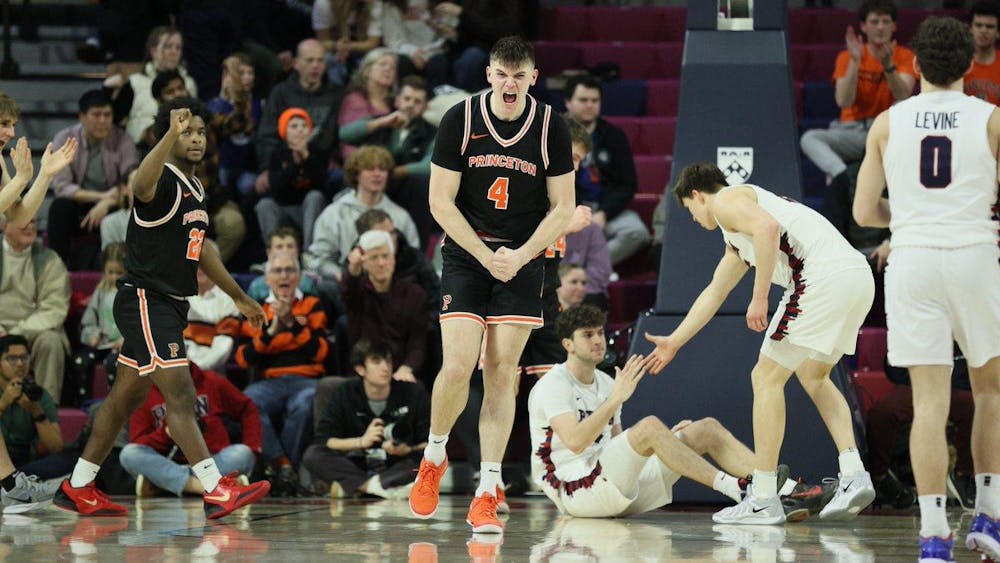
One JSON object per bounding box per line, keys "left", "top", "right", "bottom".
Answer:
{"left": 432, "top": 92, "right": 574, "bottom": 245}
{"left": 123, "top": 163, "right": 210, "bottom": 297}
{"left": 314, "top": 379, "right": 431, "bottom": 452}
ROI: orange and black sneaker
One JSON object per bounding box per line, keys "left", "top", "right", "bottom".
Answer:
{"left": 467, "top": 492, "right": 504, "bottom": 533}
{"left": 203, "top": 472, "right": 271, "bottom": 520}
{"left": 409, "top": 457, "right": 448, "bottom": 519}
{"left": 495, "top": 485, "right": 509, "bottom": 514}
{"left": 53, "top": 480, "right": 128, "bottom": 516}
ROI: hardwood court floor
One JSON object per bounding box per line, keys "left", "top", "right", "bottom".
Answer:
{"left": 0, "top": 495, "right": 984, "bottom": 561}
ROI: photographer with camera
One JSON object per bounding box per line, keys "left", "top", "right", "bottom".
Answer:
{"left": 303, "top": 339, "right": 429, "bottom": 499}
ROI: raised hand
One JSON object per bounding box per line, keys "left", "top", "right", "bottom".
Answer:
{"left": 169, "top": 108, "right": 192, "bottom": 136}
{"left": 845, "top": 26, "right": 863, "bottom": 62}
{"left": 9, "top": 137, "right": 33, "bottom": 181}
{"left": 610, "top": 354, "right": 647, "bottom": 405}
{"left": 643, "top": 332, "right": 679, "bottom": 375}
{"left": 871, "top": 39, "right": 896, "bottom": 68}
{"left": 39, "top": 137, "right": 78, "bottom": 177}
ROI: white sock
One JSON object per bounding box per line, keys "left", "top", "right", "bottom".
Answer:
{"left": 69, "top": 459, "right": 101, "bottom": 488}
{"left": 192, "top": 458, "right": 223, "bottom": 493}
{"left": 476, "top": 462, "right": 502, "bottom": 497}
{"left": 713, "top": 471, "right": 742, "bottom": 503}
{"left": 779, "top": 478, "right": 797, "bottom": 497}
{"left": 424, "top": 433, "right": 448, "bottom": 466}
{"left": 838, "top": 448, "right": 865, "bottom": 477}
{"left": 918, "top": 495, "right": 950, "bottom": 538}
{"left": 752, "top": 469, "right": 777, "bottom": 499}
{"left": 976, "top": 473, "right": 1000, "bottom": 518}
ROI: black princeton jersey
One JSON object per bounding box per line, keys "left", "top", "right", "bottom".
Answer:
{"left": 432, "top": 92, "right": 574, "bottom": 245}
{"left": 122, "top": 162, "right": 209, "bottom": 297}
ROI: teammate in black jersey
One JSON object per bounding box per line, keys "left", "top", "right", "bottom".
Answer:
{"left": 55, "top": 99, "right": 270, "bottom": 520}
{"left": 409, "top": 36, "right": 575, "bottom": 533}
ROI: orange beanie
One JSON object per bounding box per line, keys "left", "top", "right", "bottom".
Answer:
{"left": 277, "top": 108, "right": 313, "bottom": 140}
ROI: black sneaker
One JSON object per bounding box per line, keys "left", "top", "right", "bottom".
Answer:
{"left": 781, "top": 480, "right": 829, "bottom": 523}
{"left": 268, "top": 465, "right": 299, "bottom": 498}
{"left": 873, "top": 472, "right": 916, "bottom": 509}
{"left": 946, "top": 471, "right": 976, "bottom": 511}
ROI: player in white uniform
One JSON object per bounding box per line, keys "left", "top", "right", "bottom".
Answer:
{"left": 645, "top": 162, "right": 875, "bottom": 525}
{"left": 855, "top": 17, "right": 1000, "bottom": 563}
{"left": 529, "top": 304, "right": 813, "bottom": 520}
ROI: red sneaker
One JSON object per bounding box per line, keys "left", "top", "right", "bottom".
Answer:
{"left": 409, "top": 457, "right": 448, "bottom": 519}
{"left": 467, "top": 493, "right": 503, "bottom": 533}
{"left": 495, "top": 485, "right": 509, "bottom": 514}
{"left": 53, "top": 480, "right": 128, "bottom": 516}
{"left": 203, "top": 472, "right": 271, "bottom": 520}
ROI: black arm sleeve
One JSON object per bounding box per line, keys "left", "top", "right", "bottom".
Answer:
{"left": 430, "top": 101, "right": 468, "bottom": 172}
{"left": 545, "top": 110, "right": 575, "bottom": 177}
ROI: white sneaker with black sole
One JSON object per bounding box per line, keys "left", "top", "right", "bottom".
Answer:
{"left": 713, "top": 493, "right": 785, "bottom": 525}
{"left": 819, "top": 471, "right": 875, "bottom": 520}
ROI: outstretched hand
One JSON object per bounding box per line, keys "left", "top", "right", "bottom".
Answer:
{"left": 642, "top": 332, "right": 679, "bottom": 375}
{"left": 237, "top": 296, "right": 266, "bottom": 329}
{"left": 610, "top": 354, "right": 647, "bottom": 404}
{"left": 9, "top": 137, "right": 33, "bottom": 181}
{"left": 39, "top": 137, "right": 79, "bottom": 177}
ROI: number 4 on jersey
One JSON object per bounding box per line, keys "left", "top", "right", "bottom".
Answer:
{"left": 186, "top": 228, "right": 206, "bottom": 261}
{"left": 487, "top": 177, "right": 509, "bottom": 210}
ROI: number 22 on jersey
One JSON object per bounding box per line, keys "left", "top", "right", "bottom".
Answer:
{"left": 487, "top": 177, "right": 509, "bottom": 210}
{"left": 186, "top": 228, "right": 206, "bottom": 261}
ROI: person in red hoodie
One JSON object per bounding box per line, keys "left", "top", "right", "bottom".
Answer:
{"left": 118, "top": 362, "right": 262, "bottom": 496}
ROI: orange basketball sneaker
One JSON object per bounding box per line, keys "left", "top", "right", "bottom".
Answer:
{"left": 410, "top": 457, "right": 448, "bottom": 518}
{"left": 466, "top": 492, "right": 503, "bottom": 533}
{"left": 53, "top": 480, "right": 128, "bottom": 516}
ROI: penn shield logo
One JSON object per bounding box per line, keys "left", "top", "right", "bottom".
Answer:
{"left": 167, "top": 343, "right": 180, "bottom": 358}
{"left": 717, "top": 147, "right": 754, "bottom": 185}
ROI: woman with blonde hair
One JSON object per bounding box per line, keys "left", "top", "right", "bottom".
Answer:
{"left": 338, "top": 48, "right": 399, "bottom": 159}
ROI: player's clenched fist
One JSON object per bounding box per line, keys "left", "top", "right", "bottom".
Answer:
{"left": 169, "top": 108, "right": 192, "bottom": 135}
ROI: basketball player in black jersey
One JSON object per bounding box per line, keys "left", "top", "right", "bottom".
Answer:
{"left": 54, "top": 99, "right": 270, "bottom": 519}
{"left": 409, "top": 36, "right": 576, "bottom": 533}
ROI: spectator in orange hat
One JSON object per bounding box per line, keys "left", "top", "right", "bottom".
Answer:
{"left": 254, "top": 108, "right": 330, "bottom": 249}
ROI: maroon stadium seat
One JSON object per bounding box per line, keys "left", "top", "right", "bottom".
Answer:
{"left": 653, "top": 7, "right": 688, "bottom": 41}
{"left": 540, "top": 6, "right": 590, "bottom": 42}
{"left": 587, "top": 7, "right": 664, "bottom": 42}
{"left": 533, "top": 41, "right": 583, "bottom": 77}
{"left": 645, "top": 80, "right": 679, "bottom": 116}
{"left": 856, "top": 326, "right": 888, "bottom": 372}
{"left": 639, "top": 117, "right": 676, "bottom": 155}
{"left": 58, "top": 408, "right": 88, "bottom": 444}
{"left": 628, "top": 193, "right": 661, "bottom": 231}
{"left": 634, "top": 155, "right": 672, "bottom": 194}
{"left": 604, "top": 117, "right": 642, "bottom": 152}
{"left": 579, "top": 42, "right": 657, "bottom": 79}
{"left": 807, "top": 9, "right": 858, "bottom": 44}
{"left": 652, "top": 43, "right": 683, "bottom": 79}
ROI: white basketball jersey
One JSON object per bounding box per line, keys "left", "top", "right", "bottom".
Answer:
{"left": 716, "top": 185, "right": 867, "bottom": 289}
{"left": 884, "top": 90, "right": 999, "bottom": 249}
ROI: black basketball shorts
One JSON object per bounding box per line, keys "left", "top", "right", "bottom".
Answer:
{"left": 114, "top": 283, "right": 191, "bottom": 375}
{"left": 439, "top": 239, "right": 545, "bottom": 330}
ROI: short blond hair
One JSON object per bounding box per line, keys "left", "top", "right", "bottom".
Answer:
{"left": 345, "top": 145, "right": 394, "bottom": 188}
{"left": 0, "top": 91, "right": 19, "bottom": 120}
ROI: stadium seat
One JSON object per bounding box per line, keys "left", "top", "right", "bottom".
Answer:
{"left": 653, "top": 7, "right": 688, "bottom": 42}
{"left": 787, "top": 9, "right": 815, "bottom": 45}
{"left": 580, "top": 42, "right": 657, "bottom": 79}
{"left": 628, "top": 193, "right": 661, "bottom": 231}
{"left": 852, "top": 370, "right": 896, "bottom": 418}
{"left": 802, "top": 81, "right": 839, "bottom": 120}
{"left": 604, "top": 117, "right": 641, "bottom": 152}
{"left": 634, "top": 155, "right": 672, "bottom": 195}
{"left": 645, "top": 80, "right": 679, "bottom": 116}
{"left": 606, "top": 280, "right": 657, "bottom": 324}
{"left": 587, "top": 7, "right": 665, "bottom": 42}
{"left": 804, "top": 9, "right": 857, "bottom": 44}
{"left": 652, "top": 43, "right": 683, "bottom": 79}
{"left": 540, "top": 7, "right": 589, "bottom": 42}
{"left": 638, "top": 117, "right": 676, "bottom": 155}
{"left": 603, "top": 79, "right": 648, "bottom": 117}
{"left": 58, "top": 408, "right": 88, "bottom": 443}
{"left": 534, "top": 41, "right": 583, "bottom": 78}
{"left": 69, "top": 271, "right": 102, "bottom": 297}
{"left": 792, "top": 44, "right": 841, "bottom": 82}
{"left": 856, "top": 326, "right": 888, "bottom": 372}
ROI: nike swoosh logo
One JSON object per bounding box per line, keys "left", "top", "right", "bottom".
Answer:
{"left": 752, "top": 506, "right": 768, "bottom": 513}
{"left": 82, "top": 498, "right": 98, "bottom": 506}
{"left": 841, "top": 482, "right": 853, "bottom": 493}
{"left": 205, "top": 490, "right": 231, "bottom": 502}
{"left": 470, "top": 133, "right": 489, "bottom": 140}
